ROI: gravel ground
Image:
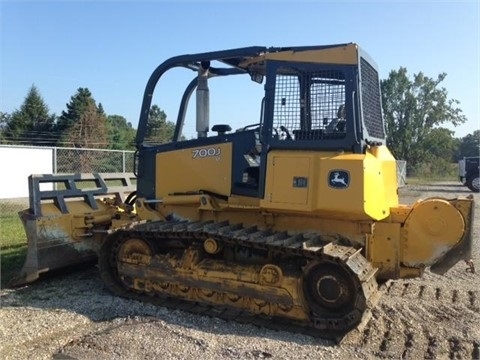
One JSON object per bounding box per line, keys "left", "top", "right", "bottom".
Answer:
{"left": 1, "top": 182, "right": 479, "bottom": 360}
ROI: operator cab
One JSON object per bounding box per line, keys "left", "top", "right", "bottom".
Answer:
{"left": 135, "top": 44, "right": 386, "bottom": 199}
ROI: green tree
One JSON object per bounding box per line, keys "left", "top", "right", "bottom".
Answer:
{"left": 421, "top": 127, "right": 457, "bottom": 161}
{"left": 418, "top": 127, "right": 459, "bottom": 176}
{"left": 458, "top": 130, "right": 480, "bottom": 158}
{"left": 0, "top": 112, "right": 10, "bottom": 142}
{"left": 144, "top": 105, "right": 175, "bottom": 144}
{"left": 97, "top": 102, "right": 106, "bottom": 117}
{"left": 381, "top": 68, "right": 466, "bottom": 174}
{"left": 3, "top": 85, "right": 56, "bottom": 145}
{"left": 57, "top": 88, "right": 107, "bottom": 148}
{"left": 63, "top": 101, "right": 107, "bottom": 148}
{"left": 106, "top": 115, "right": 136, "bottom": 150}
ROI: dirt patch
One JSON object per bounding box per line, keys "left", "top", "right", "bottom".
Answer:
{"left": 1, "top": 182, "right": 478, "bottom": 360}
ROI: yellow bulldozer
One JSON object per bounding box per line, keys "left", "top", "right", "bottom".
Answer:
{"left": 13, "top": 43, "right": 475, "bottom": 340}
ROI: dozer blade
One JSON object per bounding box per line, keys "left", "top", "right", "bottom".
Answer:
{"left": 10, "top": 173, "right": 137, "bottom": 287}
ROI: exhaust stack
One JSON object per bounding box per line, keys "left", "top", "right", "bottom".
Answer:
{"left": 196, "top": 61, "right": 210, "bottom": 138}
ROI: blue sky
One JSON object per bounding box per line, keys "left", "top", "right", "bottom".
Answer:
{"left": 1, "top": 0, "right": 479, "bottom": 139}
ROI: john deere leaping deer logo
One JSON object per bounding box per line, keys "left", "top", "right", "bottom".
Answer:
{"left": 328, "top": 170, "right": 350, "bottom": 189}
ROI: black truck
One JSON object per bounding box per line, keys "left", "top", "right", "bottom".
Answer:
{"left": 459, "top": 156, "right": 480, "bottom": 192}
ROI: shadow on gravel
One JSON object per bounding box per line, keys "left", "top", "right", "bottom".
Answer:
{"left": 0, "top": 265, "right": 336, "bottom": 347}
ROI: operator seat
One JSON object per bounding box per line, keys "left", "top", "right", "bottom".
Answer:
{"left": 212, "top": 124, "right": 232, "bottom": 135}
{"left": 325, "top": 104, "right": 346, "bottom": 133}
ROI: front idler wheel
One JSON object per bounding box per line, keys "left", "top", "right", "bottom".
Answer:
{"left": 118, "top": 237, "right": 153, "bottom": 265}
{"left": 99, "top": 232, "right": 155, "bottom": 296}
{"left": 116, "top": 237, "right": 154, "bottom": 290}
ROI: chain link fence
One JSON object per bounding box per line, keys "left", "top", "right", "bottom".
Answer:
{"left": 54, "top": 147, "right": 135, "bottom": 173}
{"left": 0, "top": 146, "right": 135, "bottom": 259}
{"left": 397, "top": 160, "right": 407, "bottom": 187}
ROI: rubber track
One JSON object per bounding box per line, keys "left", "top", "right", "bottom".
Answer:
{"left": 99, "top": 219, "right": 379, "bottom": 341}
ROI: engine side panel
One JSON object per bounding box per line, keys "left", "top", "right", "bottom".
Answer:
{"left": 260, "top": 146, "right": 398, "bottom": 221}
{"left": 155, "top": 143, "right": 233, "bottom": 198}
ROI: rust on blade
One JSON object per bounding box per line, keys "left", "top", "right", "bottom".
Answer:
{"left": 10, "top": 173, "right": 138, "bottom": 287}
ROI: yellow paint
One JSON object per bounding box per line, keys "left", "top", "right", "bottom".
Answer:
{"left": 398, "top": 267, "right": 423, "bottom": 279}
{"left": 366, "top": 196, "right": 473, "bottom": 279}
{"left": 269, "top": 156, "right": 310, "bottom": 205}
{"left": 318, "top": 153, "right": 371, "bottom": 218}
{"left": 401, "top": 199, "right": 465, "bottom": 267}
{"left": 155, "top": 143, "right": 232, "bottom": 198}
{"left": 240, "top": 43, "right": 359, "bottom": 68}
{"left": 366, "top": 222, "right": 400, "bottom": 279}
{"left": 369, "top": 146, "right": 399, "bottom": 210}
{"left": 261, "top": 147, "right": 398, "bottom": 221}
{"left": 122, "top": 248, "right": 309, "bottom": 322}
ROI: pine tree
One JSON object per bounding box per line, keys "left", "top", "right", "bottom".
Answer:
{"left": 63, "top": 101, "right": 107, "bottom": 148}
{"left": 4, "top": 85, "right": 56, "bottom": 145}
{"left": 57, "top": 88, "right": 107, "bottom": 148}
{"left": 57, "top": 88, "right": 93, "bottom": 133}
{"left": 106, "top": 115, "right": 136, "bottom": 150}
{"left": 144, "top": 105, "right": 175, "bottom": 144}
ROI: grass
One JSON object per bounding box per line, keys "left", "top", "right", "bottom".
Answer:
{"left": 0, "top": 202, "right": 28, "bottom": 288}
{"left": 405, "top": 175, "right": 459, "bottom": 185}
{"left": 406, "top": 162, "right": 459, "bottom": 184}
{"left": 0, "top": 175, "right": 136, "bottom": 288}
